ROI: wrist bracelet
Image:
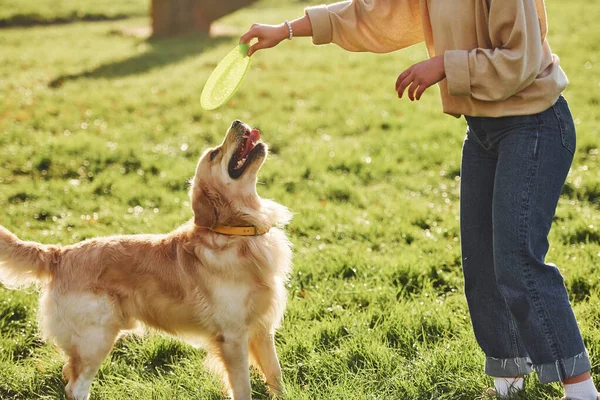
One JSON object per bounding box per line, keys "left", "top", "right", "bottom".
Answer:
{"left": 284, "top": 20, "right": 293, "bottom": 40}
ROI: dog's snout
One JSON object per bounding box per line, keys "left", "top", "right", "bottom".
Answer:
{"left": 232, "top": 120, "right": 243, "bottom": 128}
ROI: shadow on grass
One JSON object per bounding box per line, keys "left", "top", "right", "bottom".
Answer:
{"left": 0, "top": 12, "right": 135, "bottom": 28}
{"left": 49, "top": 32, "right": 231, "bottom": 88}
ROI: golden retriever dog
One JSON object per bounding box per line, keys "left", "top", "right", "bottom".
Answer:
{"left": 0, "top": 120, "right": 292, "bottom": 400}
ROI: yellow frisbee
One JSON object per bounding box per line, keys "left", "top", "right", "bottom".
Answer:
{"left": 201, "top": 44, "right": 252, "bottom": 110}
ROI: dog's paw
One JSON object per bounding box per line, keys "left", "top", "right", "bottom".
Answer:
{"left": 267, "top": 380, "right": 284, "bottom": 398}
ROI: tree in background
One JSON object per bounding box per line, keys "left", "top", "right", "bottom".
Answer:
{"left": 152, "top": 0, "right": 258, "bottom": 36}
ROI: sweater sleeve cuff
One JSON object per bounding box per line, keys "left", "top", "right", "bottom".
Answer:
{"left": 444, "top": 50, "right": 471, "bottom": 97}
{"left": 305, "top": 5, "right": 332, "bottom": 46}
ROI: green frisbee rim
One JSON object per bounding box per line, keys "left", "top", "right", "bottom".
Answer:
{"left": 201, "top": 44, "right": 252, "bottom": 110}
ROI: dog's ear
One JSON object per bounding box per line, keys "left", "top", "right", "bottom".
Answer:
{"left": 191, "top": 183, "right": 219, "bottom": 228}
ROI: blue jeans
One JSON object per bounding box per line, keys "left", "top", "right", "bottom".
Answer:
{"left": 460, "top": 96, "right": 591, "bottom": 384}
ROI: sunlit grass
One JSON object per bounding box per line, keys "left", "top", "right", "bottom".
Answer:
{"left": 0, "top": 0, "right": 599, "bottom": 399}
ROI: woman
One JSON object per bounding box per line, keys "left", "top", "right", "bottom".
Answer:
{"left": 240, "top": 1, "right": 598, "bottom": 399}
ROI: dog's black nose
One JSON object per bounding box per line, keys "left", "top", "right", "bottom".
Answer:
{"left": 232, "top": 120, "right": 243, "bottom": 128}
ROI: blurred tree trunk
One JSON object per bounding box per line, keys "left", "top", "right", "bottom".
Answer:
{"left": 152, "top": 0, "right": 258, "bottom": 37}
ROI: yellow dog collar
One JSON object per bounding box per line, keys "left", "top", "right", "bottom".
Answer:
{"left": 198, "top": 225, "right": 270, "bottom": 236}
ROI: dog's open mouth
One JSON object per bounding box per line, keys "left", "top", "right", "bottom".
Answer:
{"left": 228, "top": 129, "right": 265, "bottom": 179}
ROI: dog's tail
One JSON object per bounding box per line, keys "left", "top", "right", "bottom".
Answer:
{"left": 0, "top": 225, "right": 59, "bottom": 289}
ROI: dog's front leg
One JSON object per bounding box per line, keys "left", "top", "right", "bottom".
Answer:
{"left": 250, "top": 332, "right": 283, "bottom": 397}
{"left": 219, "top": 332, "right": 252, "bottom": 400}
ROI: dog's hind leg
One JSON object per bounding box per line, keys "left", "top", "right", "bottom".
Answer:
{"left": 62, "top": 328, "right": 117, "bottom": 400}
{"left": 215, "top": 332, "right": 252, "bottom": 400}
{"left": 41, "top": 292, "right": 122, "bottom": 400}
{"left": 250, "top": 332, "right": 282, "bottom": 397}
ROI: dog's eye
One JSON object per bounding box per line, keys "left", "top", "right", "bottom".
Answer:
{"left": 210, "top": 150, "right": 219, "bottom": 161}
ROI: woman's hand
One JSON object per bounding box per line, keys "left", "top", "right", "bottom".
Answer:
{"left": 395, "top": 55, "right": 446, "bottom": 101}
{"left": 240, "top": 23, "right": 289, "bottom": 56}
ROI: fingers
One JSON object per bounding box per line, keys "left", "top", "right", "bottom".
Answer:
{"left": 240, "top": 24, "right": 259, "bottom": 44}
{"left": 415, "top": 83, "right": 430, "bottom": 101}
{"left": 397, "top": 64, "right": 435, "bottom": 100}
{"left": 397, "top": 57, "right": 444, "bottom": 101}
{"left": 241, "top": 24, "right": 267, "bottom": 56}
{"left": 407, "top": 81, "right": 419, "bottom": 101}
{"left": 397, "top": 72, "right": 414, "bottom": 99}
{"left": 240, "top": 24, "right": 286, "bottom": 56}
{"left": 395, "top": 68, "right": 411, "bottom": 92}
{"left": 398, "top": 75, "right": 430, "bottom": 101}
{"left": 248, "top": 40, "right": 268, "bottom": 56}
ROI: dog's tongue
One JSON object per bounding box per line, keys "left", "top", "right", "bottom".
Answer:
{"left": 242, "top": 129, "right": 260, "bottom": 157}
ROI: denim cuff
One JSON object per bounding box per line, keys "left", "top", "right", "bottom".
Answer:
{"left": 485, "top": 352, "right": 592, "bottom": 384}
{"left": 485, "top": 356, "right": 534, "bottom": 377}
{"left": 532, "top": 351, "right": 592, "bottom": 384}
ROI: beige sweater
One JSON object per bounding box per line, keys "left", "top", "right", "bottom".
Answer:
{"left": 305, "top": 0, "right": 568, "bottom": 117}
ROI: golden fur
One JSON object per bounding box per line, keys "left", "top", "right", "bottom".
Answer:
{"left": 0, "top": 120, "right": 292, "bottom": 400}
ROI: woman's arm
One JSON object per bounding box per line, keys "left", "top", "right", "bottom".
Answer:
{"left": 240, "top": 0, "right": 423, "bottom": 55}
{"left": 240, "top": 16, "right": 313, "bottom": 56}
{"left": 306, "top": 0, "right": 423, "bottom": 53}
{"left": 444, "top": 0, "right": 546, "bottom": 102}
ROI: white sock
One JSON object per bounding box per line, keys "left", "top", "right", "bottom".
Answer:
{"left": 494, "top": 377, "right": 524, "bottom": 397}
{"left": 564, "top": 378, "right": 598, "bottom": 400}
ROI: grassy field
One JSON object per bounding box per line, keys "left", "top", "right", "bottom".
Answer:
{"left": 0, "top": 0, "right": 599, "bottom": 399}
{"left": 0, "top": 0, "right": 147, "bottom": 27}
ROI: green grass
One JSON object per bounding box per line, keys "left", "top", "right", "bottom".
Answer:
{"left": 0, "top": 0, "right": 148, "bottom": 27}
{"left": 0, "top": 0, "right": 599, "bottom": 399}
